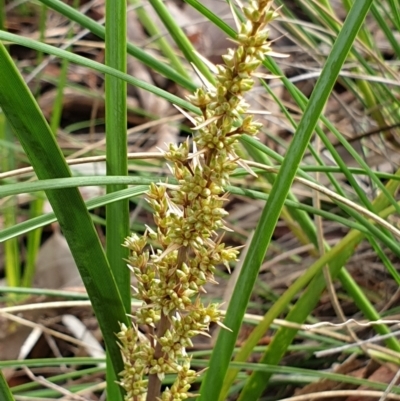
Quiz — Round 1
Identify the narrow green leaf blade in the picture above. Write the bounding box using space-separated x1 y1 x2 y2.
104 0 129 398
0 42 127 393
148 0 215 84
199 1 374 400
0 30 199 115
235 3 375 398
0 185 149 242
0 371 14 401
36 0 196 91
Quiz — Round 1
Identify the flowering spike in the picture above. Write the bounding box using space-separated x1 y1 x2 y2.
118 1 280 400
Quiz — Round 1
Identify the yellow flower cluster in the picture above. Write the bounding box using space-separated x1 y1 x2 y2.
118 1 277 400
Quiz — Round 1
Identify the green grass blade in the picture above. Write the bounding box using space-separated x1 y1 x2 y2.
7 0 44 287
48 4 74 135
241 139 400 257
36 0 196 91
237 145 400 394
24 8 47 282
240 243 400 401
198 1 374 399
11 367 103 395
0 30 199 115
0 115 21 287
104 0 130 313
0 176 387 238
0 185 149 243
228 186 367 234
104 0 129 398
148 0 215 84
13 177 396 261
0 176 157 197
3 175 400 256
269 55 397 215
339 263 400 337
0 42 127 396
22 197 44 288
221 232 360 398
0 371 14 401
220 195 400 397
297 166 400 180
369 236 400 285
264 53 400 223
370 3 400 58
193 360 400 393
183 0 235 37
242 140 318 248
22 2 74 288
239 267 375 400
0 357 105 369
274 1 319 48
129 0 190 80
0 286 90 299
387 0 400 31
260 80 347 198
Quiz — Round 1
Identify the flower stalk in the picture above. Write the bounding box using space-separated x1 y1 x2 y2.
118 1 278 400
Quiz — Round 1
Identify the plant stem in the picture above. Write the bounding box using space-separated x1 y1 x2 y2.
146 247 187 401
146 313 170 401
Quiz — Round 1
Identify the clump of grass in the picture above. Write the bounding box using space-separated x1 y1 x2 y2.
2 1 400 400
